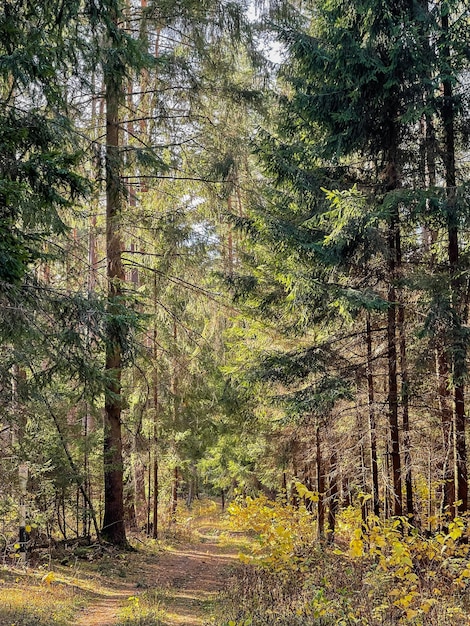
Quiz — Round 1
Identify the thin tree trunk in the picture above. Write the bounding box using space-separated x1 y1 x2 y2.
357 394 368 522
441 8 467 513
384 441 391 519
327 452 339 544
134 457 147 527
82 405 92 538
316 425 325 540
12 366 28 556
386 166 403 516
152 280 159 539
171 466 178 522
423 107 456 516
366 315 380 516
152 442 159 539
169 319 180 524
436 351 456 514
398 298 413 518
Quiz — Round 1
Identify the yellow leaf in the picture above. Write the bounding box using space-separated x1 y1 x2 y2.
350 538 364 557
449 527 462 541
25 525 31 533
406 609 419 620
421 598 437 614
41 572 55 585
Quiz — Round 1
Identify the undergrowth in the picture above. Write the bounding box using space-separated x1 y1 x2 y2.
0 573 80 626
116 591 166 626
211 494 470 625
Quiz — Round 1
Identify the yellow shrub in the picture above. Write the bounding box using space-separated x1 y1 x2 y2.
228 495 316 572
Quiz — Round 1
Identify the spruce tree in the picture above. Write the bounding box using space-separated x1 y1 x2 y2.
245 0 470 517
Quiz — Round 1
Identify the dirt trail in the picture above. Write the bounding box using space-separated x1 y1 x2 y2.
73 528 239 626
74 585 135 626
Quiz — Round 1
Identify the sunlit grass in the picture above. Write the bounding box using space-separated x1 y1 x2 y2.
0 498 243 626
0 574 83 626
116 591 167 625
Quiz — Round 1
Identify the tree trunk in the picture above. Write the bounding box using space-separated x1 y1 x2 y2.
386 166 403 517
436 350 456 514
366 315 380 517
398 295 413 518
171 466 179 522
134 456 147 527
441 8 467 513
316 425 325 540
327 452 339 544
102 32 127 545
422 106 456 516
152 362 159 539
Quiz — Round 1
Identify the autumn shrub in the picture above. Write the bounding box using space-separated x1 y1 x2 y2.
227 493 317 572
221 495 470 625
344 514 470 623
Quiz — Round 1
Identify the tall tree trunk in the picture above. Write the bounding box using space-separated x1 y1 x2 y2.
398 296 413 518
387 261 402 516
385 151 403 517
102 27 127 545
437 351 456 514
152 277 159 539
356 388 369 521
441 7 467 513
12 366 28 557
366 315 380 516
422 108 456 515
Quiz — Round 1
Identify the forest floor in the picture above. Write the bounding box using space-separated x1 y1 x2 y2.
73 523 242 626
0 501 249 626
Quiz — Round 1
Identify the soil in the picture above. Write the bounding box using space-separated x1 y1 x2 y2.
73 527 239 626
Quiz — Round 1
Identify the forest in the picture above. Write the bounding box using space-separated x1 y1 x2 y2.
2 0 470 624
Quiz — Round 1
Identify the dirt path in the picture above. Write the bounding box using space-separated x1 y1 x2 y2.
74 585 136 626
150 537 236 625
73 528 240 626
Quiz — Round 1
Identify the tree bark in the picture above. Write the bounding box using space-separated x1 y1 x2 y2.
398 294 413 518
171 466 179 522
102 34 127 545
327 452 339 544
152 275 160 539
387 216 403 517
316 425 325 540
366 315 380 517
436 351 456 514
441 7 467 513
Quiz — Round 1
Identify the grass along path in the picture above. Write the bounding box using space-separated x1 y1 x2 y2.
0 502 247 626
